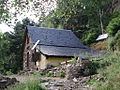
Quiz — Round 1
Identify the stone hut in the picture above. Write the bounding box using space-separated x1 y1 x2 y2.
22 26 98 70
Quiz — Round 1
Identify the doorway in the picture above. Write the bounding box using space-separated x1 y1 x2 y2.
27 52 29 69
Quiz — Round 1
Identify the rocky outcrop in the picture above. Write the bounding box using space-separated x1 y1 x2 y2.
66 58 90 80
37 57 91 80
0 76 18 89
40 76 95 90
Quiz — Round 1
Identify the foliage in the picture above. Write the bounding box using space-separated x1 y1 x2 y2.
41 0 112 45
31 72 53 77
0 0 55 23
45 73 54 77
82 28 99 45
71 56 78 64
92 52 120 90
81 51 116 76
6 18 35 73
85 61 100 76
55 71 65 78
32 71 65 78
107 30 120 51
5 71 14 75
0 18 36 74
0 33 11 74
85 78 97 85
106 14 120 36
0 0 10 22
7 81 46 90
39 79 50 83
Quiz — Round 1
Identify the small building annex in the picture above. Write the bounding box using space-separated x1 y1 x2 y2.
23 26 98 70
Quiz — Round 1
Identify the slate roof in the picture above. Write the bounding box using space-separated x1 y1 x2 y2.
36 45 101 57
27 26 87 48
26 26 100 57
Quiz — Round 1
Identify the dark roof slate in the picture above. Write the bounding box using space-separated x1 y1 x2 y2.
26 26 86 48
26 25 100 57
37 45 101 57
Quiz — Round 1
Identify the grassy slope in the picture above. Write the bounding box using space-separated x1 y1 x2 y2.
6 80 46 90
90 41 108 50
92 51 120 90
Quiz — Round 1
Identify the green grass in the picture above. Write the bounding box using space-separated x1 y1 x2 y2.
7 81 46 90
85 78 97 85
55 71 65 77
5 71 14 75
31 71 65 78
92 51 120 90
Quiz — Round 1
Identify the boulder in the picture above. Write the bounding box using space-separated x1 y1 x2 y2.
0 77 18 89
66 57 90 80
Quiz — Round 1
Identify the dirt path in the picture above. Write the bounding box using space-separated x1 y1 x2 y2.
7 75 66 83
7 75 92 90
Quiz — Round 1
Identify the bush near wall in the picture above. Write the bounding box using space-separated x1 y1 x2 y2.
107 30 120 51
92 52 120 90
106 11 120 36
7 81 46 90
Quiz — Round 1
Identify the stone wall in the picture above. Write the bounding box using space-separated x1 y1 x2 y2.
23 32 35 70
66 58 90 80
40 58 91 80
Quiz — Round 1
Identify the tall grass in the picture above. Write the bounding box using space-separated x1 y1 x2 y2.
92 51 120 90
7 81 46 90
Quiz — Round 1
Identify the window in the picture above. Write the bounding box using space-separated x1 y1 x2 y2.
27 46 30 50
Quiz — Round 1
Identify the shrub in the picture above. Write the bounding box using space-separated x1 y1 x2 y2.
92 52 120 90
82 28 99 45
7 81 46 90
0 74 3 80
45 73 54 77
106 16 120 36
55 71 65 77
85 78 97 85
85 61 100 76
5 71 14 75
107 30 120 51
71 57 77 64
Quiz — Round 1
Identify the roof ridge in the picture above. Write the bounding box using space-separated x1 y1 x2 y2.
27 25 72 32
38 44 87 49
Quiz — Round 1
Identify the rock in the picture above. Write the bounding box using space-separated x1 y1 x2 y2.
80 77 90 84
0 77 18 89
73 78 78 82
84 85 90 88
97 77 105 82
44 82 49 86
10 78 18 84
66 64 82 80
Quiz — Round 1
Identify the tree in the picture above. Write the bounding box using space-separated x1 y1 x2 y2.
0 33 10 73
108 30 120 51
0 0 56 24
41 0 112 45
106 10 120 36
5 18 36 73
